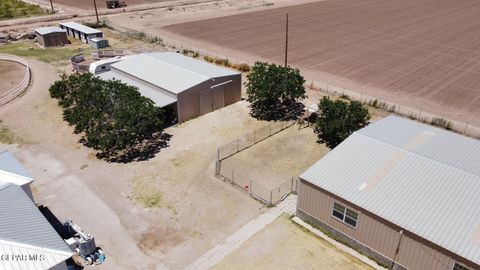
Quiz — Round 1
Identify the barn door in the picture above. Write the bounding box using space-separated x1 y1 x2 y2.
212 86 225 110
199 89 213 115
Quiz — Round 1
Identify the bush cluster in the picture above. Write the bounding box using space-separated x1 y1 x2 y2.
203 55 251 72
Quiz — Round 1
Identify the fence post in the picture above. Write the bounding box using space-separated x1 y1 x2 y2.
232 170 234 182
253 130 256 143
249 180 252 195
217 148 220 162
291 177 294 192
269 124 272 136
269 190 273 205
464 122 469 134
236 138 239 152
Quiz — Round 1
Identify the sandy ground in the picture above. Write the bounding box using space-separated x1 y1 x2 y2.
155 0 480 130
220 125 329 191
0 58 276 269
0 61 25 95
212 215 375 270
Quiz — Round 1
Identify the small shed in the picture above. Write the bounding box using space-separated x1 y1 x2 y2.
59 22 103 44
90 37 109 49
35 27 68 48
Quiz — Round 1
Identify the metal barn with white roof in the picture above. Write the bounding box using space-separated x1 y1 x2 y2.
0 151 73 269
59 22 103 44
93 52 241 123
297 116 480 270
0 184 73 270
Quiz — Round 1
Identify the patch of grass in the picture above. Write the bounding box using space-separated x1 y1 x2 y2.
0 0 51 20
136 192 162 208
0 120 20 144
0 41 90 63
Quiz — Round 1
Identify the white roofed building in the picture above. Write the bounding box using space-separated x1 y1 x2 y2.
297 116 480 270
0 150 34 200
92 52 242 123
59 22 103 44
0 151 73 269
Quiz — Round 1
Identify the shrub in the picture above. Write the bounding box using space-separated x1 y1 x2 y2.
246 61 306 121
431 117 453 130
315 97 370 148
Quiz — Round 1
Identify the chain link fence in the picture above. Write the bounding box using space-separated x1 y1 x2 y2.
215 120 298 206
216 159 299 206
217 120 296 161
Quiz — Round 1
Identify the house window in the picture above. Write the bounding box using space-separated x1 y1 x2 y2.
332 202 358 228
453 263 471 270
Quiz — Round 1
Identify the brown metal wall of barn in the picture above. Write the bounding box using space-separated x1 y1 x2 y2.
36 32 69 48
177 74 241 123
297 179 479 270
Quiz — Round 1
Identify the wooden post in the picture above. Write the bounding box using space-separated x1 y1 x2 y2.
49 0 54 11
93 0 100 24
464 122 469 134
284 12 289 67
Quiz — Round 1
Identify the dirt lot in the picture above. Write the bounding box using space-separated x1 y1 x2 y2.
212 215 375 270
0 60 25 95
162 0 480 128
0 55 335 269
220 124 329 191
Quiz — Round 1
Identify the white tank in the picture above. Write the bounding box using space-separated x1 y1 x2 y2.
89 57 124 74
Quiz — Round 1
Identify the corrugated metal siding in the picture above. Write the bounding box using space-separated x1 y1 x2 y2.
176 75 241 123
396 235 455 270
300 116 480 266
298 181 400 259
0 240 71 270
0 184 71 253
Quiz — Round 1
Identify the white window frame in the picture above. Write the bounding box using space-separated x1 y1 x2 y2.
331 202 359 229
452 262 471 270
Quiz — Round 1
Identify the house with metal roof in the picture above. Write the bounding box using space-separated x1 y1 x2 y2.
35 27 68 48
59 22 103 44
0 150 34 200
297 115 480 270
93 52 242 123
0 184 73 270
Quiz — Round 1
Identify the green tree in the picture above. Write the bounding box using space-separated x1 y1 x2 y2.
49 73 170 162
246 62 306 121
314 97 370 148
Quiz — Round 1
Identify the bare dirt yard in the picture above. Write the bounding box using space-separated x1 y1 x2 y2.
0 54 335 269
0 60 25 95
162 0 480 128
212 215 375 270
220 124 329 192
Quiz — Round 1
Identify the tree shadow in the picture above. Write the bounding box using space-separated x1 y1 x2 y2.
95 132 172 163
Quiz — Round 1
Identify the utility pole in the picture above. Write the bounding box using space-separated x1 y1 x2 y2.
49 0 54 11
93 0 100 24
284 12 289 67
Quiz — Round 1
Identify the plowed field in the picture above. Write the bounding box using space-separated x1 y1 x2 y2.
165 0 480 126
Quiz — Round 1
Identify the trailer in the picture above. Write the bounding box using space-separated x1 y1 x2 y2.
106 0 126 9
63 219 106 266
